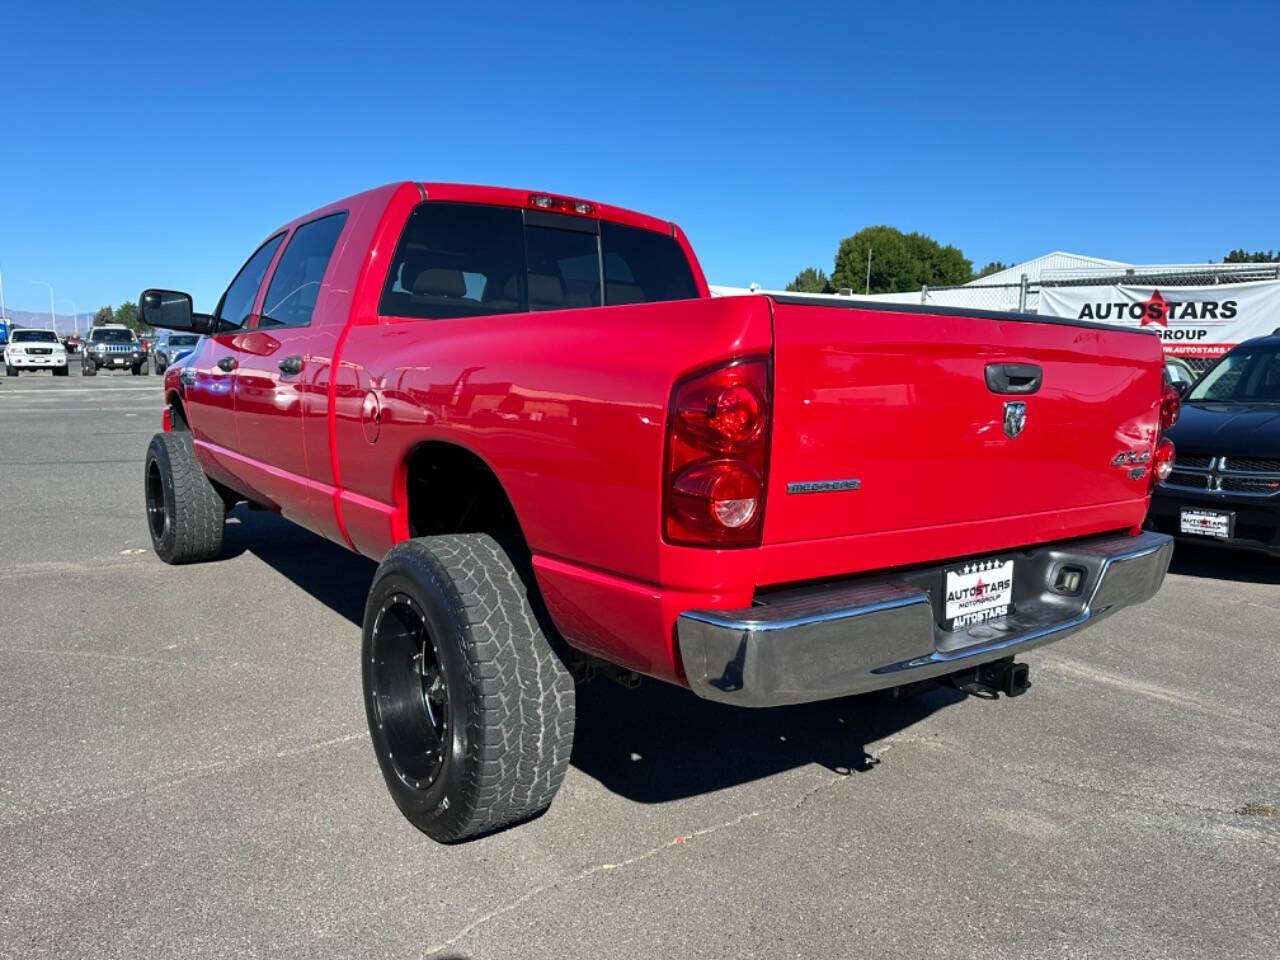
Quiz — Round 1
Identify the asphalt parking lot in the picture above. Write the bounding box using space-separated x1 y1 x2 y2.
1 374 1277 959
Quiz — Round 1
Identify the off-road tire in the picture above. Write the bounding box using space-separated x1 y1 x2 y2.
138 362 149 376
362 534 575 843
83 363 96 376
144 432 225 564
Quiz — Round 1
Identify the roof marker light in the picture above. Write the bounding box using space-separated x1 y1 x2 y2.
527 193 595 217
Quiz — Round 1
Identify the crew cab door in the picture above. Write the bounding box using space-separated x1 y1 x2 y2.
186 233 285 490
230 212 349 517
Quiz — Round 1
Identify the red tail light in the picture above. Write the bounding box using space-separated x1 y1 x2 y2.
1152 437 1175 485
1148 381 1180 492
664 358 771 546
1160 381 1181 431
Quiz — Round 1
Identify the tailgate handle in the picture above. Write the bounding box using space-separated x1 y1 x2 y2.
985 363 1042 395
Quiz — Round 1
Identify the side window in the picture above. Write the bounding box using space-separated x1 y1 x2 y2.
600 221 698 305
380 203 527 320
524 226 601 311
260 212 348 328
215 233 285 329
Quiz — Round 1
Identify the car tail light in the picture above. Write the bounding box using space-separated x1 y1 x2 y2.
527 193 595 216
1160 381 1181 431
1152 437 1175 484
664 358 771 546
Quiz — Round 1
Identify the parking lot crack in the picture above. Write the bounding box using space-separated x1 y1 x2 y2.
420 772 849 958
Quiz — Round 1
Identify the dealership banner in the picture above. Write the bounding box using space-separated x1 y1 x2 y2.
1038 279 1280 357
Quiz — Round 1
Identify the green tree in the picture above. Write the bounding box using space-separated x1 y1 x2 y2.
1223 249 1278 263
785 267 831 293
92 305 114 327
831 225 973 295
114 300 141 332
976 260 1011 279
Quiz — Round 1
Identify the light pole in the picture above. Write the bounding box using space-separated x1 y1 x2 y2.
0 264 8 321
31 280 56 331
62 298 79 337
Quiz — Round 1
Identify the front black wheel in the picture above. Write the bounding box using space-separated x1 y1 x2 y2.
144 432 226 563
362 535 575 843
5 365 17 377
53 365 69 377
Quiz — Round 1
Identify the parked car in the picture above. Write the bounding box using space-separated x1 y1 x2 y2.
82 325 148 376
150 330 203 374
3 328 69 376
1148 334 1280 556
137 181 1175 842
1164 356 1197 394
63 334 84 355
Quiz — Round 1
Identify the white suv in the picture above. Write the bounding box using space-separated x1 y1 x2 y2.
4 329 69 377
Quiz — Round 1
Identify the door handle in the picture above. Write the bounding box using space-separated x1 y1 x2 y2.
216 356 237 373
985 363 1042 395
278 355 303 377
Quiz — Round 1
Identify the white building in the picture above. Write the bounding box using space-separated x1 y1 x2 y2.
712 252 1280 317
711 251 1131 313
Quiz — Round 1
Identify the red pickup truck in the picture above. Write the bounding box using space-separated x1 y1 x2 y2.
139 181 1178 842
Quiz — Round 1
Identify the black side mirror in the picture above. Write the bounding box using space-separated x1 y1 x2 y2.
1176 380 1191 397
139 289 214 334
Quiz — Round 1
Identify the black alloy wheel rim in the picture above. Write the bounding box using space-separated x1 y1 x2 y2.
145 460 167 541
370 593 450 790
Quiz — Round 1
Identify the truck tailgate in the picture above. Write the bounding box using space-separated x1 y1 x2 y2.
763 298 1166 549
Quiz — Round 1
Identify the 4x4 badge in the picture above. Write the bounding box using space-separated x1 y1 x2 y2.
1003 401 1027 439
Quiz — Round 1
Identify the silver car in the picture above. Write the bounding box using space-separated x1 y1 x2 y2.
150 330 204 374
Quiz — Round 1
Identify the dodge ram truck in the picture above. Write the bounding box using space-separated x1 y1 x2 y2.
138 181 1178 842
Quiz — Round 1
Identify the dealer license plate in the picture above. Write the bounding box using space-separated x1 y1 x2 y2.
944 560 1015 630
1180 508 1233 540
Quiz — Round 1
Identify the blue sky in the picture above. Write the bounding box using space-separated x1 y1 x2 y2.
2 0 1277 318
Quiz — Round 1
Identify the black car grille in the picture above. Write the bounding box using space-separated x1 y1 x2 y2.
27 347 53 355
1222 477 1280 494
1162 452 1280 497
1166 471 1211 489
1221 456 1280 473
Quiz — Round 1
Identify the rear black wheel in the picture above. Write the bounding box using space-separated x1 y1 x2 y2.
144 432 226 563
362 535 575 843
53 365 69 377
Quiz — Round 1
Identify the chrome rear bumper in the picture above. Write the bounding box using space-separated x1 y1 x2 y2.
677 531 1173 707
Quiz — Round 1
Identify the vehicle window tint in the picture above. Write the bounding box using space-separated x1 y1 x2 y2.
260 213 348 328
92 329 136 343
380 203 527 320
601 221 698 305
525 226 601 311
216 233 285 329
1189 350 1255 402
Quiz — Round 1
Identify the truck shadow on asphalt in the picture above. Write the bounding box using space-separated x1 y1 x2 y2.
1167 543 1280 585
222 508 967 803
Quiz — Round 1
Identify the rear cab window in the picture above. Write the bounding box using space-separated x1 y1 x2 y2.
260 212 349 328
379 201 698 319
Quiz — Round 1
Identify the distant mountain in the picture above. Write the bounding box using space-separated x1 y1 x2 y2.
1 309 91 334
